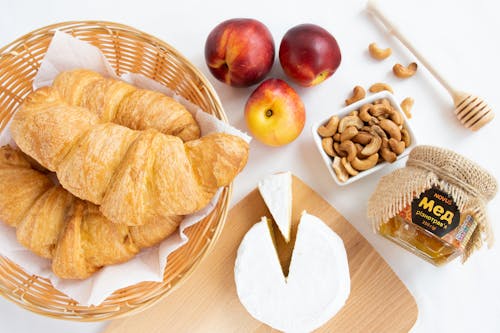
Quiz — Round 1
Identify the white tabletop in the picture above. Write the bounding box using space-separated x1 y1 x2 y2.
1 0 499 332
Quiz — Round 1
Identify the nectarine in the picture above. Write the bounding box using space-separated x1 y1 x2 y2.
245 78 305 146
205 18 275 87
279 24 341 87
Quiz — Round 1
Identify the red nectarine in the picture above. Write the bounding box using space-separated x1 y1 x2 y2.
205 18 275 87
279 24 341 87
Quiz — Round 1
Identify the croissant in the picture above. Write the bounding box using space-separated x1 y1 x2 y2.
52 69 201 141
11 87 249 226
0 145 182 279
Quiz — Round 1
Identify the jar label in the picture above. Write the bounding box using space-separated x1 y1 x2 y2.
411 187 460 237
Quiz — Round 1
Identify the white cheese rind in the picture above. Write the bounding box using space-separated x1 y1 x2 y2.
258 172 292 242
234 212 350 333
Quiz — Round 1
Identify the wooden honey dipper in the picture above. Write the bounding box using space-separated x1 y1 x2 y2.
367 0 494 131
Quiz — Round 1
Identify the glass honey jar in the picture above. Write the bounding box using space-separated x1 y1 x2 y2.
368 145 497 265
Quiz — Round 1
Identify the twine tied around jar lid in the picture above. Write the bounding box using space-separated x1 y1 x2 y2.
368 145 497 262
406 146 497 202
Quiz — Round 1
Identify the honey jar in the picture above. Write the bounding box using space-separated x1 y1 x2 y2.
368 145 497 265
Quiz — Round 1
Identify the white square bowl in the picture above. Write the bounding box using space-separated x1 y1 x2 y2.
311 91 417 186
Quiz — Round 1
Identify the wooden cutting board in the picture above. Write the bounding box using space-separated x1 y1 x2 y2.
104 175 418 333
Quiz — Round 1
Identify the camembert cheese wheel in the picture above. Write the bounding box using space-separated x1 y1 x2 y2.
235 212 350 332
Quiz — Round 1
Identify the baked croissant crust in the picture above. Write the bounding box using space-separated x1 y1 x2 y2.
0 146 182 279
52 69 201 141
11 87 248 226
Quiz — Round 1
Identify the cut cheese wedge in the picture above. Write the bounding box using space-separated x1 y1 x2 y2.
235 212 350 333
258 171 292 242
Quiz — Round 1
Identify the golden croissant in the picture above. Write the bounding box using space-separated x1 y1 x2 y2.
0 145 183 279
11 87 249 226
52 69 200 141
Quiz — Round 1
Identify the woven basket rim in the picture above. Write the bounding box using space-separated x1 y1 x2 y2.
0 19 227 124
0 20 231 321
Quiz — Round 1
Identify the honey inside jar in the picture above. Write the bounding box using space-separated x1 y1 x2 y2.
378 215 466 266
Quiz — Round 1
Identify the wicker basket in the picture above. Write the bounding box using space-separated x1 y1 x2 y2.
0 21 231 321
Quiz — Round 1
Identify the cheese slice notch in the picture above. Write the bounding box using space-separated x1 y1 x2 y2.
258 171 292 242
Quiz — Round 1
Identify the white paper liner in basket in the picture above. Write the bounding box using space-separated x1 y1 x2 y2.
0 31 250 306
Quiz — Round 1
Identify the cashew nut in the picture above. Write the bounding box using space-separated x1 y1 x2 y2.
361 135 382 156
333 142 347 157
341 157 359 176
340 126 358 142
333 133 341 142
338 115 364 133
321 137 336 157
317 115 340 137
352 131 372 145
370 125 388 139
351 153 379 171
359 104 373 122
369 104 403 126
370 104 392 118
400 97 414 119
389 110 404 126
368 43 392 60
339 140 357 162
379 119 401 141
345 85 366 105
380 147 397 163
393 62 418 78
373 99 391 108
354 143 365 159
381 99 391 108
361 125 372 132
369 82 394 94
349 110 359 117
380 138 397 162
389 138 405 155
332 156 349 183
401 128 411 147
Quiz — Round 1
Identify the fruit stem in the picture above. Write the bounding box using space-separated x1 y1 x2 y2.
265 109 273 118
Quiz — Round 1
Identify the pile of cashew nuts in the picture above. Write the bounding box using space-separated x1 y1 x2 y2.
318 99 411 182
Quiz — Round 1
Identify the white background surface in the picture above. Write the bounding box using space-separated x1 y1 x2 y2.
1 0 499 332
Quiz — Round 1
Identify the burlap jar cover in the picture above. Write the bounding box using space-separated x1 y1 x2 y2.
368 145 497 261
